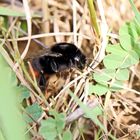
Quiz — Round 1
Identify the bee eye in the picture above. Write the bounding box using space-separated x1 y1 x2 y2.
74 56 80 62
73 54 86 69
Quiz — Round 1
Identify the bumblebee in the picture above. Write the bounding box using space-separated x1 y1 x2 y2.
31 42 86 90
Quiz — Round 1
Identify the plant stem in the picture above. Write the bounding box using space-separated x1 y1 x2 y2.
87 0 100 37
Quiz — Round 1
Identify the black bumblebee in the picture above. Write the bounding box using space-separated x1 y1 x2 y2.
31 42 86 90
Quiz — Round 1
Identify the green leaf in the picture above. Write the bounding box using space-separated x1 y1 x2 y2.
69 91 105 130
106 44 139 67
39 118 57 140
89 84 109 96
118 20 140 57
128 0 140 24
21 21 27 32
116 69 129 81
93 69 115 84
103 54 125 69
119 22 139 39
133 18 140 35
104 49 139 69
0 54 29 140
63 130 72 140
23 103 43 123
134 41 140 57
18 21 28 36
0 16 8 30
18 86 30 103
119 21 140 51
83 105 104 130
0 131 5 140
106 44 125 54
55 114 65 133
120 50 139 68
39 110 66 140
110 80 123 91
88 82 96 95
49 110 65 134
119 34 135 51
0 6 41 18
0 7 25 17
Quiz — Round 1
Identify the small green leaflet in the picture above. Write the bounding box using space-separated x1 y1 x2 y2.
39 110 66 140
103 46 139 69
119 22 139 39
116 69 129 81
106 44 126 54
93 69 116 84
18 87 30 103
23 103 43 123
119 20 140 54
110 80 123 91
63 130 72 140
119 34 135 51
89 84 109 95
39 118 58 140
49 110 65 134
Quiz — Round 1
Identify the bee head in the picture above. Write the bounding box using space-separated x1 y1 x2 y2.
73 50 86 70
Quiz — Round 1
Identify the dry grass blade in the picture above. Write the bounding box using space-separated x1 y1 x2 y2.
21 0 32 60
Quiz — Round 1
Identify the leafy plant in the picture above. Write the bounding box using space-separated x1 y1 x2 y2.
39 110 72 140
23 103 43 123
90 18 140 96
85 1 140 137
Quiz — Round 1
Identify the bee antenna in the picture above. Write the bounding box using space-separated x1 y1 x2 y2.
14 27 49 49
86 58 101 71
86 58 100 64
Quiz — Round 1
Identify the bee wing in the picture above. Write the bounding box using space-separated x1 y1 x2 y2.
27 50 63 60
42 51 62 57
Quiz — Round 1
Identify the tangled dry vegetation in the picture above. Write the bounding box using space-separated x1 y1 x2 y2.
0 0 140 140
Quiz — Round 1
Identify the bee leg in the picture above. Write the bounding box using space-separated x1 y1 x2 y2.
38 72 47 91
